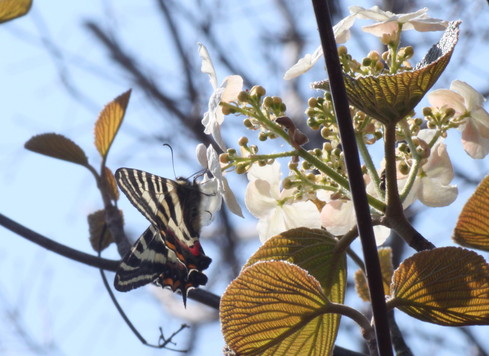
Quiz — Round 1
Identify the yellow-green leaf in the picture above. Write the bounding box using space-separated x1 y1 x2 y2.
0 0 32 24
221 261 333 356
88 209 122 252
244 227 346 302
94 89 131 158
453 174 489 251
25 133 89 167
388 247 489 326
243 228 345 353
313 21 460 125
355 247 393 302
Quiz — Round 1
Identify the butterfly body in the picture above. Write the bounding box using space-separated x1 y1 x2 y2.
114 168 211 303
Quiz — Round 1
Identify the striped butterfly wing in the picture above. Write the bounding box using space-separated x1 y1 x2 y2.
115 168 211 271
114 225 208 304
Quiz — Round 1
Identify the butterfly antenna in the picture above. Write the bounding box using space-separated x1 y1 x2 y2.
162 143 178 179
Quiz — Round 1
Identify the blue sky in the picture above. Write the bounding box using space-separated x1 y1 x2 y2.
1 1 488 355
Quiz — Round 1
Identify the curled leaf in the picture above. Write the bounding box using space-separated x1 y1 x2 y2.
221 261 333 356
25 133 89 167
88 209 122 252
389 247 489 326
453 174 489 251
0 0 32 23
103 166 119 201
94 89 131 158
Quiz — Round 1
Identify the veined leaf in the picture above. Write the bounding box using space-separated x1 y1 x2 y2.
313 21 461 125
244 227 346 302
221 261 334 356
25 133 89 167
242 228 345 354
0 0 32 23
355 247 393 302
453 174 489 251
388 247 489 326
94 89 131 158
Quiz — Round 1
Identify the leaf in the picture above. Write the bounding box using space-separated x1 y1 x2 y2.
88 209 122 252
313 21 461 125
94 89 131 158
243 227 345 353
453 174 489 251
103 166 119 201
355 247 393 302
25 133 89 167
0 0 32 23
221 261 334 356
244 227 346 302
388 247 489 326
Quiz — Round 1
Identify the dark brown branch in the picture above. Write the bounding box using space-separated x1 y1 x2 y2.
311 0 393 354
0 212 119 271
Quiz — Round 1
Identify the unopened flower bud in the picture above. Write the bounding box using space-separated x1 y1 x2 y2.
368 50 380 61
288 161 298 171
236 164 247 174
243 118 253 128
444 107 456 118
258 132 268 141
362 57 372 67
272 96 282 105
338 46 348 56
263 96 273 108
250 85 266 98
308 97 318 107
219 153 230 164
237 90 250 103
282 177 293 189
238 136 248 146
227 148 237 155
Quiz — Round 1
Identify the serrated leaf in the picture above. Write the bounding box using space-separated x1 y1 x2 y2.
94 89 131 158
103 166 119 201
25 133 89 167
313 21 460 125
453 175 489 251
88 209 122 252
388 247 489 326
0 0 32 23
221 261 334 356
244 228 346 302
355 247 393 302
243 228 345 353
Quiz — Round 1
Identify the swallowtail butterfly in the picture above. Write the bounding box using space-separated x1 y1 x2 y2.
114 168 212 304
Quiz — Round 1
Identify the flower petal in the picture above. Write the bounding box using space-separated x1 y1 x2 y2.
220 75 243 103
197 43 218 89
427 88 466 114
283 46 323 80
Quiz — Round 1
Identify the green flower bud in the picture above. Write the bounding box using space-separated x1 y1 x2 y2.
238 136 248 146
263 96 273 108
237 90 250 103
338 46 348 56
422 107 433 116
308 97 318 107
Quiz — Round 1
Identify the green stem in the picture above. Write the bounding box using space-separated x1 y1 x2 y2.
356 131 384 199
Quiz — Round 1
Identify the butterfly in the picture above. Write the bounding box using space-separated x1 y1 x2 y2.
113 168 212 305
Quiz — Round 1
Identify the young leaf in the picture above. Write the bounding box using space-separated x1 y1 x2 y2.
221 261 334 356
25 133 89 167
102 166 119 201
453 174 489 251
0 0 32 23
94 89 131 159
243 228 345 353
388 247 489 326
355 247 393 302
313 21 461 124
88 209 121 251
244 227 346 303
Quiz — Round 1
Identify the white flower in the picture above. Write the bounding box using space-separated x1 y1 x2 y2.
196 143 243 220
319 180 391 245
400 129 458 207
350 6 447 38
198 43 243 151
428 80 489 159
283 14 356 80
245 161 321 242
